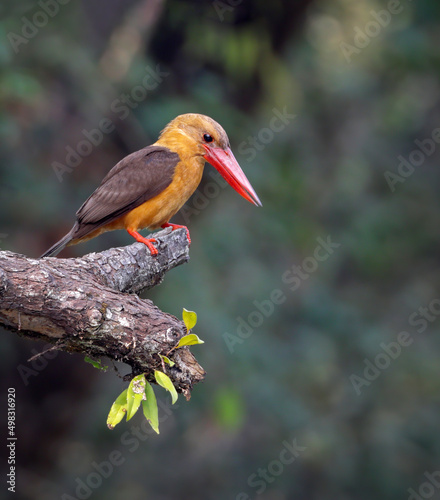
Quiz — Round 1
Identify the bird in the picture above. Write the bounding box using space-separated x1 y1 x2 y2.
40 113 262 258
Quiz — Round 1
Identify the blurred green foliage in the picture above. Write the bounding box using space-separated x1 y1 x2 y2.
1 0 440 499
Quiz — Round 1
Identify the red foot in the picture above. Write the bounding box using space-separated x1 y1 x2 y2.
161 223 191 245
127 229 158 256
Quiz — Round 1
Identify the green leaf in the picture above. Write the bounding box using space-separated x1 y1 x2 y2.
142 381 159 434
160 354 175 367
182 308 197 331
84 356 108 371
176 333 205 348
107 389 128 430
154 370 178 404
126 374 146 421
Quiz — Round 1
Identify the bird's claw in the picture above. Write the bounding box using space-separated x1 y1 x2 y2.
127 229 158 256
161 223 191 246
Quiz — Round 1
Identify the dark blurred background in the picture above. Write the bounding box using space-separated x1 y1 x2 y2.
1 0 440 499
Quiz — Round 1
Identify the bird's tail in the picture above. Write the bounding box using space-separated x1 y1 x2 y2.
40 231 74 258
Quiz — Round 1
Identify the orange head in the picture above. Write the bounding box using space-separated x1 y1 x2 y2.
157 113 262 207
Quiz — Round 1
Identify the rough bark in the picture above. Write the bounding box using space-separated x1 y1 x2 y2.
0 228 205 399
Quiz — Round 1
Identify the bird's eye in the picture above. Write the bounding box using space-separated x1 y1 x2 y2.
203 133 213 143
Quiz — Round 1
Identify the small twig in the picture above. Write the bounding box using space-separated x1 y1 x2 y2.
27 345 60 363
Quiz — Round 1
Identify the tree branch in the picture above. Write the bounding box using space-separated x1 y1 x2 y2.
0 228 205 399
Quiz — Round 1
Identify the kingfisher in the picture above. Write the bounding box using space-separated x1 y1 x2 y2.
41 113 261 258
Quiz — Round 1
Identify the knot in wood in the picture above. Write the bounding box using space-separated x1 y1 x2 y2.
88 308 103 327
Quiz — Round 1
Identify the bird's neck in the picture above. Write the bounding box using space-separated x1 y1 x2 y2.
155 130 203 162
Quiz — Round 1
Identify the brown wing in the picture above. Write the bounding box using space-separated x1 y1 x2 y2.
71 146 180 240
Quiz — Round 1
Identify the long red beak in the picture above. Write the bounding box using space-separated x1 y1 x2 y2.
203 145 262 207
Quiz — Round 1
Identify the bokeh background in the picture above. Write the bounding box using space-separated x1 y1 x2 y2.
1 0 440 499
